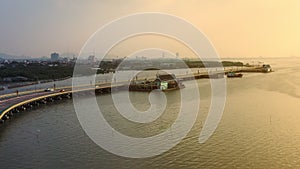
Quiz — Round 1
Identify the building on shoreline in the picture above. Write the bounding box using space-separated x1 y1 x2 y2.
51 52 59 62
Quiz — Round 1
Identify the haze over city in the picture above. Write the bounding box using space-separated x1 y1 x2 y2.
2 1 300 169
1 0 300 58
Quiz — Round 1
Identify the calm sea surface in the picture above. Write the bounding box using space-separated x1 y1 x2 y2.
1 58 300 168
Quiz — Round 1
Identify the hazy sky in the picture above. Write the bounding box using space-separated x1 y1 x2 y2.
0 0 300 58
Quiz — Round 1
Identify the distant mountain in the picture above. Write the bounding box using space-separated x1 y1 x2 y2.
0 52 32 60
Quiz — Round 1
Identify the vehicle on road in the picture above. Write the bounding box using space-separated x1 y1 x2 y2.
44 88 54 92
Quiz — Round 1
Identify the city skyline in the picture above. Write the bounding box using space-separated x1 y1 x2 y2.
0 0 300 58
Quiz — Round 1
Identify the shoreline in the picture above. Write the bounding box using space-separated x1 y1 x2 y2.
0 76 72 90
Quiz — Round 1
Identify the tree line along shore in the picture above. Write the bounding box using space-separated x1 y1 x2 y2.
0 60 244 84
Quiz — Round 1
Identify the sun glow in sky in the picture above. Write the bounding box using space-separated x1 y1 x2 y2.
0 0 300 58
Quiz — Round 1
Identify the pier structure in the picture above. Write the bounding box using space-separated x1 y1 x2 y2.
0 66 271 123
